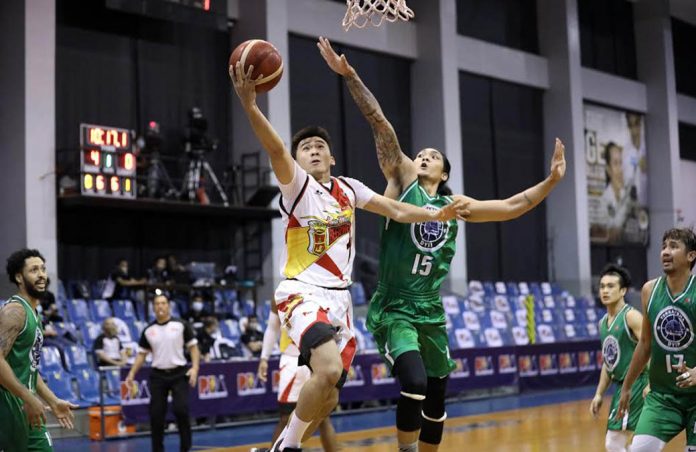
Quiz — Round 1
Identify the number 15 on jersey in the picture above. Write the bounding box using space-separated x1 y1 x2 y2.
412 253 433 276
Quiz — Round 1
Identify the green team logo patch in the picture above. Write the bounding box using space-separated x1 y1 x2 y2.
410 204 450 253
602 335 620 371
654 306 694 351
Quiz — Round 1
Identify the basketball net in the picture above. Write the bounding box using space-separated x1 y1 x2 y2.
342 0 414 31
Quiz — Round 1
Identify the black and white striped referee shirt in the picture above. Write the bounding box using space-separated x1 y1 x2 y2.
138 318 198 370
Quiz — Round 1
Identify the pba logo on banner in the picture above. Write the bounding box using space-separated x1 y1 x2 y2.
498 353 517 374
344 364 366 387
371 363 395 385
451 358 470 379
474 356 494 376
120 379 150 405
198 374 229 400
539 353 558 375
578 351 596 371
518 355 538 377
271 369 280 393
559 352 578 374
236 372 266 396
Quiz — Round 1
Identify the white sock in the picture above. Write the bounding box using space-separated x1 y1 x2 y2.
279 413 312 449
398 442 418 451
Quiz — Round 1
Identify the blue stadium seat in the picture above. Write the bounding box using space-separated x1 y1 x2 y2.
66 299 92 324
123 318 140 343
40 346 64 372
511 326 530 345
494 281 507 295
350 282 367 306
104 368 121 397
489 310 509 330
79 321 102 350
536 324 556 343
517 281 530 296
492 295 511 312
514 309 528 327
89 299 112 322
55 279 68 302
468 280 484 295
44 369 83 407
112 299 137 321
449 312 466 329
482 281 495 296
74 368 115 405
537 309 556 325
442 295 460 316
452 328 477 349
585 322 600 338
220 319 241 342
482 327 504 347
256 299 273 321
506 282 519 296
52 322 79 341
63 344 91 373
462 311 481 331
134 300 146 322
528 282 543 299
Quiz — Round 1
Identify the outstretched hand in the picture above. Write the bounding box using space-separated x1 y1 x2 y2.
549 138 566 182
317 36 353 76
49 399 79 430
229 61 263 108
438 197 470 222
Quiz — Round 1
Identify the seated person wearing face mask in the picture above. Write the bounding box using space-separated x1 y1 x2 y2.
197 317 240 362
187 294 209 325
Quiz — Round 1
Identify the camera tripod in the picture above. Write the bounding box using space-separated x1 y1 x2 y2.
146 152 179 199
182 151 229 206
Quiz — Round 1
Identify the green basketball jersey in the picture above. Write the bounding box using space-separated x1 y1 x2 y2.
1 295 43 393
600 304 638 382
646 275 696 395
370 180 458 324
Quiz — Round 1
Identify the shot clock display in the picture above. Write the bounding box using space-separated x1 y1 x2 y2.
79 123 136 198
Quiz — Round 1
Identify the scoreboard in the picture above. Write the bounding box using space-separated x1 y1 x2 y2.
79 123 136 198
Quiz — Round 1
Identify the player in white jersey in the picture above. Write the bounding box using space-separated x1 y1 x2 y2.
231 62 467 452
256 304 338 451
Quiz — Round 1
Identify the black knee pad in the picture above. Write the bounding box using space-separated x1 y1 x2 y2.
393 351 427 432
298 322 337 370
419 376 448 445
420 416 445 445
422 376 448 418
393 351 428 396
396 395 423 432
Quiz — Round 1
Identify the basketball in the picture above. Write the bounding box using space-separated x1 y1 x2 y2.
229 39 283 93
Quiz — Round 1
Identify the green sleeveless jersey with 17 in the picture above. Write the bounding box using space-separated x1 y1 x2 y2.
647 275 696 394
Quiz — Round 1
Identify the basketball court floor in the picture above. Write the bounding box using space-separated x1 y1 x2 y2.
53 385 686 451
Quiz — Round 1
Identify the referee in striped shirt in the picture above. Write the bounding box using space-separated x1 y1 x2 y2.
126 293 200 452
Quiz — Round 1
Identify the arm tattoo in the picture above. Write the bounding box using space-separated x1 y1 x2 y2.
0 304 26 358
345 73 403 171
523 191 533 206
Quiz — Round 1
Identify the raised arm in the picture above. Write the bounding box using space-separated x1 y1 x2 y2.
318 37 417 196
455 138 566 222
229 62 295 185
362 194 468 224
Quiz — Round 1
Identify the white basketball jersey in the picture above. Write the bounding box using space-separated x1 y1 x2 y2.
278 163 375 289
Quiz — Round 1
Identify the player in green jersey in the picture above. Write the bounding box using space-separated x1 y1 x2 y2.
1 249 78 452
319 37 566 452
618 228 696 451
590 264 648 452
